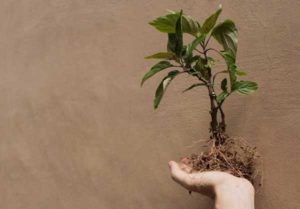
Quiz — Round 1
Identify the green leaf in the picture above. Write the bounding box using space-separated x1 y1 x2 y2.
141 61 173 86
221 50 236 64
212 20 238 56
206 57 215 68
145 52 176 60
187 68 200 76
183 83 206 93
232 81 258 95
194 58 209 80
154 70 180 109
216 91 229 103
229 67 237 86
221 78 227 91
236 69 247 76
180 12 200 36
201 7 222 34
175 11 183 56
183 34 205 65
190 55 201 63
221 50 237 88
167 33 177 53
149 11 199 35
167 11 183 57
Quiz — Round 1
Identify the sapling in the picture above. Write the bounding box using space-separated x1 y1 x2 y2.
141 6 260 183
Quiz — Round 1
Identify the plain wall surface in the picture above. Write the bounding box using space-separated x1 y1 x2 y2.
0 0 299 208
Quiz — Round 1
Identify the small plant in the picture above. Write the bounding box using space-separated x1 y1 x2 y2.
141 6 260 183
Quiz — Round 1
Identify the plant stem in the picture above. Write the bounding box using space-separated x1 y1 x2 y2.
201 40 226 144
208 86 218 138
219 104 226 132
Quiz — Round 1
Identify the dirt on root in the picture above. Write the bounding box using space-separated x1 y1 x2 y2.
187 137 262 188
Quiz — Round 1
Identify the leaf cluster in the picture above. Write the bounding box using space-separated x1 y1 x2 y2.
141 6 258 109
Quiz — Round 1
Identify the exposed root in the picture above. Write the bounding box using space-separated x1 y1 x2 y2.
188 136 262 188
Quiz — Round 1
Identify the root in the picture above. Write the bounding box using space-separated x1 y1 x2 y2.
188 136 262 188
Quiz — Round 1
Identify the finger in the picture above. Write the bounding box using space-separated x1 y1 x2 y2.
169 162 225 186
168 161 194 189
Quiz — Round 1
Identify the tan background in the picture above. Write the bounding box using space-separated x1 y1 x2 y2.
0 0 299 208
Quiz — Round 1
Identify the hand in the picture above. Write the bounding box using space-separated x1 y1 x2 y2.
168 158 255 209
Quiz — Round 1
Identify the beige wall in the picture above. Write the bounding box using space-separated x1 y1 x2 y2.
0 0 299 208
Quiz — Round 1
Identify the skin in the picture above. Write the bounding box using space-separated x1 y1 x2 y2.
168 158 255 209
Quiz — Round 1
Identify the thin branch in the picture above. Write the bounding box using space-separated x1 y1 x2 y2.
204 35 212 48
200 40 206 50
212 70 227 86
182 65 208 86
205 48 223 58
195 48 204 54
198 76 208 85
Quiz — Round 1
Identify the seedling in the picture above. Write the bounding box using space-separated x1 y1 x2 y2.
141 6 260 183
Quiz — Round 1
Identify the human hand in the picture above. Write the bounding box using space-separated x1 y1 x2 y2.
168 158 255 209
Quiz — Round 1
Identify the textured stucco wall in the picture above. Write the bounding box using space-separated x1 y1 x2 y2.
0 0 299 209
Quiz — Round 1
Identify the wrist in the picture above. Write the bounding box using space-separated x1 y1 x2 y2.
215 196 254 209
214 179 255 209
